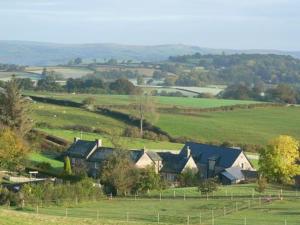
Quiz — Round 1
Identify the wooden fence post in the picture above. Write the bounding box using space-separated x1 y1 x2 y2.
211 209 214 225
65 208 68 217
199 212 202 224
187 215 190 225
244 217 247 225
97 209 99 220
157 212 160 224
126 212 129 222
36 205 39 215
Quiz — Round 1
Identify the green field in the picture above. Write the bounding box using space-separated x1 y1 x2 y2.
0 72 41 81
26 91 259 109
28 92 300 146
26 66 93 79
38 128 183 150
31 103 126 135
3 184 300 225
157 107 300 145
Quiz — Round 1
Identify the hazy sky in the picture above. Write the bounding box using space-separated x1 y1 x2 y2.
0 0 299 50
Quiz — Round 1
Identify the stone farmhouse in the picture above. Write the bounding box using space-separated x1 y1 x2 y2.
63 138 255 185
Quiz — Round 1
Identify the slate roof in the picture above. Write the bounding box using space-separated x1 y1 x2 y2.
65 140 97 158
158 152 190 174
221 167 245 181
180 142 243 168
146 151 162 162
87 148 161 164
87 147 114 162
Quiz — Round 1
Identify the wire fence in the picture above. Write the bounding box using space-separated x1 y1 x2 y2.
4 194 300 225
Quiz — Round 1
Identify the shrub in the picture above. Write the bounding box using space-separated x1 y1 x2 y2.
35 162 52 171
255 176 268 193
123 127 141 138
198 178 219 193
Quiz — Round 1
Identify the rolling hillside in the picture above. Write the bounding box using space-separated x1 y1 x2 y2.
0 40 299 65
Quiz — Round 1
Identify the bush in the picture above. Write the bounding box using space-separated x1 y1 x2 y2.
123 127 141 138
63 125 94 133
35 162 52 171
178 169 200 187
143 131 158 141
198 178 219 194
255 176 268 193
21 178 102 205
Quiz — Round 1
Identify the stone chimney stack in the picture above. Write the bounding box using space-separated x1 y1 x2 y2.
74 137 80 143
95 139 102 148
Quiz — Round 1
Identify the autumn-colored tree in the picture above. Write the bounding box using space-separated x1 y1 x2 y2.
0 127 29 170
0 77 32 136
259 135 300 184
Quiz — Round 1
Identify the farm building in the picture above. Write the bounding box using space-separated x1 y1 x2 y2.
178 142 255 184
64 138 162 177
63 138 255 184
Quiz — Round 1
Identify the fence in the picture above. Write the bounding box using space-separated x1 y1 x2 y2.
4 194 300 225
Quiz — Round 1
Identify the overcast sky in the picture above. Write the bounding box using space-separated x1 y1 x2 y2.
0 0 299 50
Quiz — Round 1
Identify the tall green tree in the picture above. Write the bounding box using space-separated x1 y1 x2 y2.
100 150 138 195
0 77 32 136
64 156 72 175
259 135 300 184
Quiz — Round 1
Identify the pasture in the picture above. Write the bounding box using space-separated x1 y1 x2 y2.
25 66 93 79
26 91 259 109
0 71 41 81
157 106 300 145
3 184 300 225
27 92 300 146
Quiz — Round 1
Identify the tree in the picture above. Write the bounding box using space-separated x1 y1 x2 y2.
74 57 83 65
130 93 158 136
255 176 267 193
135 166 161 193
82 97 96 110
137 76 144 85
198 178 219 194
109 78 138 95
64 156 72 175
100 150 138 195
0 127 29 170
0 77 32 136
178 168 199 187
259 135 300 184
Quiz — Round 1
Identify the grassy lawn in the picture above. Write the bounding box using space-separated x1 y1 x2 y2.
28 152 64 174
157 107 300 145
38 128 183 150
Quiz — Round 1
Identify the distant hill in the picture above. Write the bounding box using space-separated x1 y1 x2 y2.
0 40 299 66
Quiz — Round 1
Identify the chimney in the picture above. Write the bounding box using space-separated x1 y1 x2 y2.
186 146 191 158
74 137 80 143
95 139 102 148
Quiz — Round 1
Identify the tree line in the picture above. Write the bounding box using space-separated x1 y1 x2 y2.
221 83 300 104
166 53 300 86
9 75 140 95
